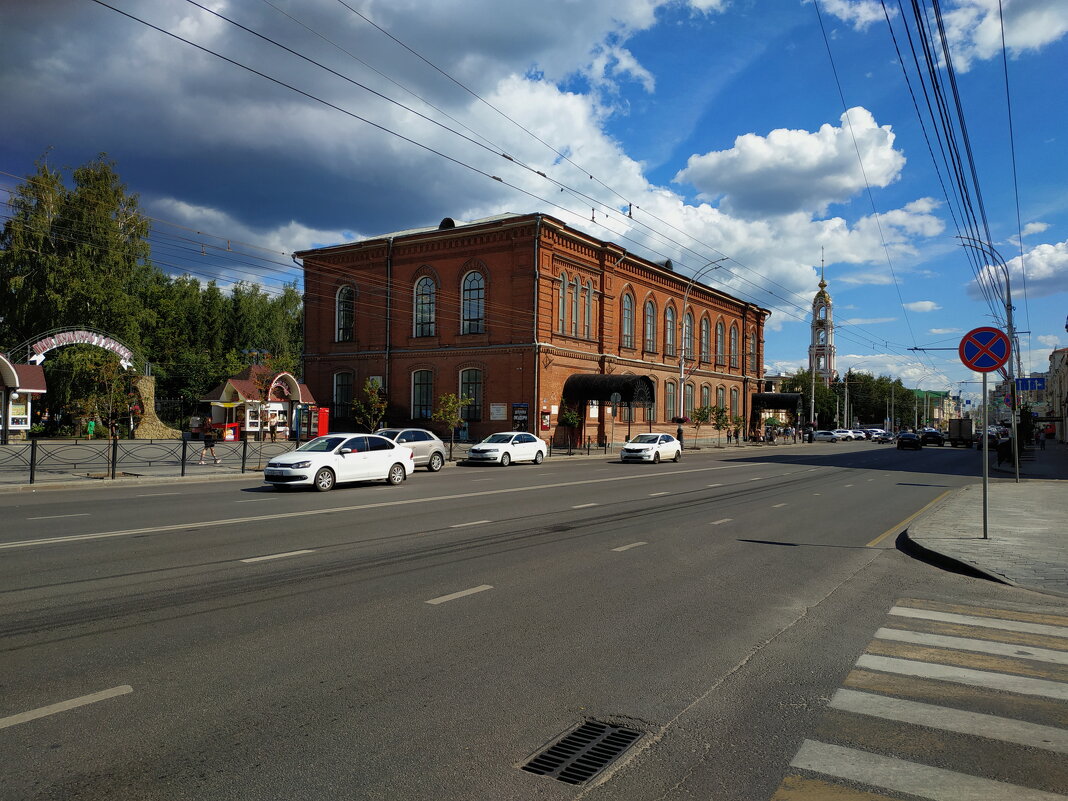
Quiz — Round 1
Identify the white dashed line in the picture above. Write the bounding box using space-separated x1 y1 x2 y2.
612 542 648 552
26 513 89 521
710 518 732 525
707 483 722 488
572 503 598 509
240 549 316 563
449 520 491 528
135 492 180 498
649 491 670 497
844 484 854 487
425 584 494 605
772 503 788 508
748 477 762 481
235 498 278 503
0 686 133 730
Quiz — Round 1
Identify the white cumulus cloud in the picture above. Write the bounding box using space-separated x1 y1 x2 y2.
904 301 942 312
819 0 893 31
673 107 906 217
941 0 1068 72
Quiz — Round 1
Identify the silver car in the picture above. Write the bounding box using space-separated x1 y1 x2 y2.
375 428 447 472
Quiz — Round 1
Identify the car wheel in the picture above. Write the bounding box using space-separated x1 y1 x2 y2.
672 449 681 462
313 468 335 492
653 452 661 464
427 452 444 472
533 450 544 465
500 453 511 467
387 463 406 485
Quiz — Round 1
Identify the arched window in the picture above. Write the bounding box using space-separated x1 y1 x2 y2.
568 276 580 336
414 277 435 337
701 384 711 407
336 285 355 342
462 272 485 334
664 381 677 421
664 306 677 357
700 318 711 362
460 368 483 420
817 329 826 345
644 300 657 352
684 382 695 417
683 312 695 360
730 387 739 417
411 370 433 419
557 272 567 333
729 325 740 368
748 329 758 371
716 321 726 365
717 386 726 409
818 305 827 320
583 281 593 339
621 294 635 348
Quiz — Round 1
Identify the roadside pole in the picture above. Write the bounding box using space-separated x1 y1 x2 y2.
982 372 988 539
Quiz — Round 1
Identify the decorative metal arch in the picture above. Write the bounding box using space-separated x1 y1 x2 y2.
11 327 146 374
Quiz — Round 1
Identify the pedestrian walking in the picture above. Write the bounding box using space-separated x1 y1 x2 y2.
86 419 96 439
726 429 732 445
268 412 278 443
199 422 220 465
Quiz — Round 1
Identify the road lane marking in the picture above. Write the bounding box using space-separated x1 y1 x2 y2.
829 688 1068 753
706 483 721 487
449 520 491 528
889 607 1068 639
135 492 180 497
26 513 89 521
844 484 854 487
0 686 133 730
773 503 788 508
648 491 669 497
234 498 279 503
866 490 951 548
790 739 1064 801
612 542 647 552
854 654 1068 700
874 627 1068 665
748 477 762 481
710 518 732 525
572 503 598 509
812 493 822 496
425 584 493 605
0 463 763 551
240 549 316 563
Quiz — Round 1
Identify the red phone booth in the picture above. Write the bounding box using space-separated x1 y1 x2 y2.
316 406 330 436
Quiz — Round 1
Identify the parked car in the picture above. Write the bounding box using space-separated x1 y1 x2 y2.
851 429 870 440
919 429 945 446
620 433 682 463
466 431 547 466
813 430 839 442
872 431 894 443
896 432 923 450
263 434 414 491
832 429 856 440
375 427 447 471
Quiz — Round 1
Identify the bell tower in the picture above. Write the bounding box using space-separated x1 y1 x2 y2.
808 266 835 386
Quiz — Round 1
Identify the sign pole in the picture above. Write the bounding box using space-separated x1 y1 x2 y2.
982 371 988 540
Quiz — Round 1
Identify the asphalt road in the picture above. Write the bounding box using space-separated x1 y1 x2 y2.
2 441 1066 800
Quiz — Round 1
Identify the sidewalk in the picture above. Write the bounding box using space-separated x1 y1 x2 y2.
905 440 1068 598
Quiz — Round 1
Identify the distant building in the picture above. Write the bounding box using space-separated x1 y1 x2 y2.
297 213 770 444
808 272 835 386
1048 348 1067 442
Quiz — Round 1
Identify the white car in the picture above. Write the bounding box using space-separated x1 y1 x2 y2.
263 433 414 491
813 430 839 442
466 431 547 465
832 429 856 440
621 433 682 463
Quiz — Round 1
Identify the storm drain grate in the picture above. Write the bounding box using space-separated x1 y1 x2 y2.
521 721 643 785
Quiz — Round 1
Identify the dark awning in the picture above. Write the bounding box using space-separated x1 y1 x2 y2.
750 392 803 411
561 373 655 404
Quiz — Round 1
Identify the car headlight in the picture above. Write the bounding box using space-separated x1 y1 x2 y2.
290 460 312 469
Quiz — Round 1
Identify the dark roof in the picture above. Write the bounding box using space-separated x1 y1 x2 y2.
562 374 656 404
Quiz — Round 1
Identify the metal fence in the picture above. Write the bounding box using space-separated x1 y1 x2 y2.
0 438 299 485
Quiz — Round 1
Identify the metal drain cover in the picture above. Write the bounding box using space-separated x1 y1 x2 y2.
522 720 643 785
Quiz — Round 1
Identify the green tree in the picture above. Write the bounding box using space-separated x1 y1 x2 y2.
432 393 472 460
690 405 713 446
352 377 388 432
709 406 731 446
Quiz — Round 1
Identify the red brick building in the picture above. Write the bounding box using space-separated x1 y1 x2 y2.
297 213 769 444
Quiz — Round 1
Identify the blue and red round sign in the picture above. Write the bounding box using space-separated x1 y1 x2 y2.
959 327 1011 373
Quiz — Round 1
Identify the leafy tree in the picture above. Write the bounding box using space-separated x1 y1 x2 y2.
432 393 472 460
709 406 731 445
352 377 388 432
731 414 747 442
690 405 713 445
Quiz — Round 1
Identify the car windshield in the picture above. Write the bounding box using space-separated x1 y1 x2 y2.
630 434 660 444
483 434 514 444
296 436 346 452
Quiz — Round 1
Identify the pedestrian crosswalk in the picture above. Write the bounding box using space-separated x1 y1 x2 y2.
771 599 1068 800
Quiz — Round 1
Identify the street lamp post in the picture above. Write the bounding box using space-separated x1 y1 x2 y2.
677 259 728 435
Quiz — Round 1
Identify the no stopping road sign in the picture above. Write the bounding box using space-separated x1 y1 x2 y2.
959 327 1011 373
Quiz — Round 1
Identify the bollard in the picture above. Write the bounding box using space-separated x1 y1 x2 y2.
241 439 248 474
181 439 188 477
110 437 119 480
30 438 38 485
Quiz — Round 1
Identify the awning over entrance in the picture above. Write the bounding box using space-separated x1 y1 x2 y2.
750 392 803 412
562 374 655 405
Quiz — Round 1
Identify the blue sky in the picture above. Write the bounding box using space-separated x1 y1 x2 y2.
1 0 1065 402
